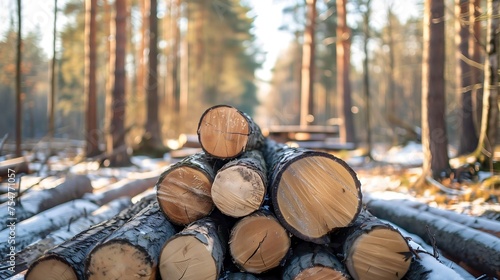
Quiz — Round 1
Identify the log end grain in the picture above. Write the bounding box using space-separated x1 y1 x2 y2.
345 228 411 280
26 257 77 280
229 213 290 274
295 267 349 280
212 165 266 217
86 241 155 280
197 105 254 159
156 166 214 225
274 154 362 243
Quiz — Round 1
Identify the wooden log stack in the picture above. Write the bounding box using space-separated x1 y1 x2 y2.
18 104 498 279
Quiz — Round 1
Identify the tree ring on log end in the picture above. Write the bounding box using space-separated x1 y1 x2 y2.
86 241 154 280
295 267 349 280
230 214 290 274
345 228 411 280
26 257 77 280
157 166 213 225
198 105 250 159
212 165 266 217
275 155 361 243
159 235 218 280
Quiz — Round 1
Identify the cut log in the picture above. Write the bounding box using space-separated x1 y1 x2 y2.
212 150 267 217
197 104 265 159
390 199 500 237
0 199 98 256
83 175 157 205
0 198 131 279
156 152 220 225
25 195 155 280
229 210 290 274
263 139 362 244
0 175 93 228
330 211 412 280
85 201 176 280
0 157 30 178
282 243 350 280
159 217 226 280
367 199 500 278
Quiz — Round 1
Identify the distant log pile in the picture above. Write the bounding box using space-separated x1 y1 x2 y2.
5 104 498 279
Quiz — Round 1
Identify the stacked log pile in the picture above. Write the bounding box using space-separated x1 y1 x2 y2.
4 104 499 279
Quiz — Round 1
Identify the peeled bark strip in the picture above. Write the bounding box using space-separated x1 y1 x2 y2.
0 175 93 228
367 199 500 278
0 198 131 279
330 211 411 280
229 210 290 274
263 139 362 244
156 152 219 225
86 201 176 280
159 217 226 280
212 150 267 217
0 199 98 256
25 195 155 280
197 104 265 159
283 243 350 280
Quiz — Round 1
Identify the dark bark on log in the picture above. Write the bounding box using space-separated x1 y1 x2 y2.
221 272 260 280
0 198 131 279
86 201 176 280
262 139 362 244
159 217 226 280
83 175 157 205
197 104 265 159
25 195 155 280
0 175 93 228
0 157 30 178
229 210 290 274
367 199 500 278
156 152 221 225
212 150 267 217
0 199 99 256
283 242 350 280
329 210 412 280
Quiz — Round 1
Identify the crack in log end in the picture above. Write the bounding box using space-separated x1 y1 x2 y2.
243 231 268 265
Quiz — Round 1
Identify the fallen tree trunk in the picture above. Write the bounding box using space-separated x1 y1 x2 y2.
263 139 362 244
0 198 131 279
84 175 157 205
197 104 265 159
329 210 411 280
229 210 290 274
0 175 93 228
25 195 155 280
367 199 500 278
159 217 226 280
0 199 98 256
85 201 176 280
392 199 500 237
212 150 267 217
156 152 220 225
0 157 30 178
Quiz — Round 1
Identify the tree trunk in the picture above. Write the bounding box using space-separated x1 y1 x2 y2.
336 0 356 144
26 195 155 280
0 199 99 256
282 242 349 280
15 0 22 157
329 210 412 280
300 0 316 127
212 150 267 218
85 0 100 157
86 202 176 280
0 157 29 178
367 199 500 277
2 198 131 279
0 175 93 227
108 0 130 166
421 0 450 179
470 0 483 136
362 0 372 158
156 152 220 225
263 139 362 244
159 217 226 280
229 210 290 274
48 0 57 152
197 105 265 160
